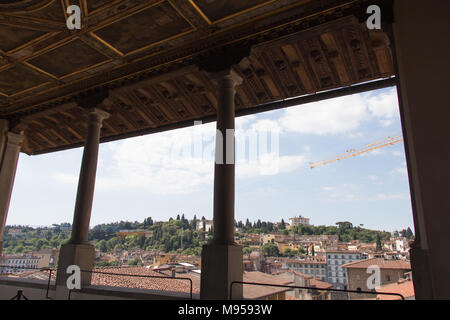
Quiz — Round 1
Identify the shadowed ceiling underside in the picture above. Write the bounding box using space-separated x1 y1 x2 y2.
0 0 394 155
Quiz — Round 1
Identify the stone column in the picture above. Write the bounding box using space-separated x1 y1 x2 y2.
200 69 244 300
393 0 450 299
56 108 109 288
0 129 24 256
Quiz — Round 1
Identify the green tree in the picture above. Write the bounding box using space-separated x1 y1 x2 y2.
128 258 141 266
376 234 382 251
261 243 279 257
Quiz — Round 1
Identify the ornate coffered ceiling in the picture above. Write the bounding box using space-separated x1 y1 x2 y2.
0 0 394 154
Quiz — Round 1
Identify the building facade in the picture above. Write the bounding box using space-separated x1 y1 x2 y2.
0 255 40 274
283 258 327 281
289 216 311 227
325 250 363 290
343 258 411 299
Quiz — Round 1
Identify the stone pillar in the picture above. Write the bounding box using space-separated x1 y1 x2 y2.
200 69 244 300
56 108 109 288
0 127 24 256
393 0 450 299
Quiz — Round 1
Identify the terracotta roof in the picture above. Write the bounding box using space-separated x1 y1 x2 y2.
342 258 411 270
309 278 333 289
376 279 415 300
89 267 293 299
242 271 293 299
90 266 200 295
273 271 333 290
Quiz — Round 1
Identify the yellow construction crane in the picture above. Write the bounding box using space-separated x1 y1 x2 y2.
310 134 404 169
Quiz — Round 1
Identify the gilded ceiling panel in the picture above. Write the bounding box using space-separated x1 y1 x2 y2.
190 0 275 23
0 23 47 52
0 64 49 96
27 39 110 78
19 0 66 22
84 0 118 14
92 1 194 55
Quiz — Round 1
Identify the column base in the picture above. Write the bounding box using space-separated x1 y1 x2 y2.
410 242 434 299
200 243 243 300
55 242 95 288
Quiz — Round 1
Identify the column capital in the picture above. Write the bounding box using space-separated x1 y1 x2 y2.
77 88 110 110
197 44 251 74
6 132 24 147
87 108 110 125
210 69 243 90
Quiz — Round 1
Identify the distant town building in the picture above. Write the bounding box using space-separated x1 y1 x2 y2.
343 257 411 299
283 257 327 281
243 251 262 272
32 249 58 268
261 257 284 275
152 253 178 267
117 229 153 238
6 228 26 237
275 271 332 300
289 216 311 227
324 250 364 291
196 220 213 232
0 254 40 274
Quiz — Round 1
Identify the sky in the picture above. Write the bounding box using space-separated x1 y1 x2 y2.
6 86 414 232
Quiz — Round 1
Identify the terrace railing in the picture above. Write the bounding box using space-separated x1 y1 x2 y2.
0 265 194 300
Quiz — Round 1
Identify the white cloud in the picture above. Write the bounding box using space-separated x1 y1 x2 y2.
366 88 399 120
370 193 409 201
278 88 400 135
236 154 306 178
321 184 360 202
50 89 401 197
51 118 306 195
392 161 408 177
279 94 369 135
250 119 282 133
391 150 404 157
96 124 216 194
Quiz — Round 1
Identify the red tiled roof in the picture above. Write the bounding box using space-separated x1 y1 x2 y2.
90 266 200 295
342 258 411 270
243 271 293 299
309 278 333 289
376 279 415 300
89 267 293 299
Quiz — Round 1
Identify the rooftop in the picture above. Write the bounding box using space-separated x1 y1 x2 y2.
376 278 415 300
342 258 411 270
